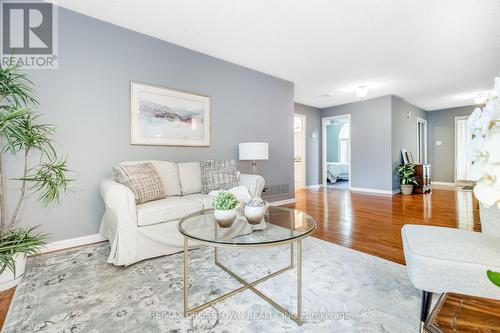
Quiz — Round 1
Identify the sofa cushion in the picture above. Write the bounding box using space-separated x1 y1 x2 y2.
112 162 166 204
200 160 239 194
121 160 181 196
178 162 202 195
137 197 203 226
182 193 213 209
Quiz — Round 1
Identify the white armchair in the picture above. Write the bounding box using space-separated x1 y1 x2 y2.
401 224 500 331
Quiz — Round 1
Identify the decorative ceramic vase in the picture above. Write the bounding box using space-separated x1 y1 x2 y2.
480 204 500 236
244 205 267 225
214 208 237 228
0 252 26 292
400 184 413 195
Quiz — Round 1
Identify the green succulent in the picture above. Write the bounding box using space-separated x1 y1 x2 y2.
212 191 239 210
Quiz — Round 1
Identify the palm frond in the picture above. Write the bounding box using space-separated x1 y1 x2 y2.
0 226 46 275
19 158 73 206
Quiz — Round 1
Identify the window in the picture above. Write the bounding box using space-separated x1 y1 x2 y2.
338 123 349 163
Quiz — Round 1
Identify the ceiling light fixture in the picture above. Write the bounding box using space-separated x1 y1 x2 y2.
474 92 489 105
356 85 368 99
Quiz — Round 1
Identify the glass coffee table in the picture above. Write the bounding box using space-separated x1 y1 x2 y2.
178 206 317 325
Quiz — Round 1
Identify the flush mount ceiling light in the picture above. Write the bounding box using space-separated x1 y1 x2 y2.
356 85 368 99
474 92 489 105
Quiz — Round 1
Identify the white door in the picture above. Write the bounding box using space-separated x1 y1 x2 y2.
455 116 473 183
294 114 306 189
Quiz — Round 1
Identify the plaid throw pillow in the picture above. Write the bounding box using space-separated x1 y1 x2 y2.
112 162 166 204
201 160 239 194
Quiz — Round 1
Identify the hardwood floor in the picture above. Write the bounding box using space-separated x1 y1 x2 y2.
0 186 488 331
287 186 481 264
427 293 500 332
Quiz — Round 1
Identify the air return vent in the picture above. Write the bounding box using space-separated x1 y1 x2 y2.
262 184 290 198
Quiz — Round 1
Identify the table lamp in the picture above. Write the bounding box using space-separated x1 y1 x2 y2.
239 142 269 174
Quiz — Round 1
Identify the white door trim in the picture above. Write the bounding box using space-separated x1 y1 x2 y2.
294 113 307 189
416 117 428 164
454 115 469 184
322 114 351 187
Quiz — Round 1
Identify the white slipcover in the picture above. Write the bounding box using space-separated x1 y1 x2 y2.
99 161 265 266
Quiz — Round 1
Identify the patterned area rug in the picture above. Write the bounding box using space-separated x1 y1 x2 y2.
3 237 420 332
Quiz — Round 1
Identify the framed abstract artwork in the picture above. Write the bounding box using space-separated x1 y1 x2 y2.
130 81 211 146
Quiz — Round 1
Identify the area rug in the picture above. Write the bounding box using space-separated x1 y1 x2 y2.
3 237 420 332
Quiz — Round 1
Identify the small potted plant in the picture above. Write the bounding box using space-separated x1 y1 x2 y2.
397 163 417 195
244 198 267 225
212 191 239 228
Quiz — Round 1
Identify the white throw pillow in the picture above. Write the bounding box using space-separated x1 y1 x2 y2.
120 160 181 196
178 162 203 195
209 186 252 204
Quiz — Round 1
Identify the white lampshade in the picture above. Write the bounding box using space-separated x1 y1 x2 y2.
239 142 269 160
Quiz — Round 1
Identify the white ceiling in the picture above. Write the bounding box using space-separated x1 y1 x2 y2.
53 0 500 110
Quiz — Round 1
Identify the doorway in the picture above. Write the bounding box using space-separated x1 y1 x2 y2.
416 118 427 164
322 115 351 189
294 114 307 190
455 116 473 185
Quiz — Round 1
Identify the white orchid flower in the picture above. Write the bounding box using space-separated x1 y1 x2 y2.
469 77 500 210
467 108 484 135
484 130 500 163
468 107 493 136
470 160 492 181
492 77 500 99
474 182 500 208
467 135 486 161
470 162 500 187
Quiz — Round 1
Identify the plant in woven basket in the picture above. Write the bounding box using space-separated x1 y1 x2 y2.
397 163 418 185
0 64 72 283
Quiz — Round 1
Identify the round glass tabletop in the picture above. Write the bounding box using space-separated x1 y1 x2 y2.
178 206 317 246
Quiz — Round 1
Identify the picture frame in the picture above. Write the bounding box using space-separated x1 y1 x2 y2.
130 81 211 146
401 149 409 164
407 152 415 164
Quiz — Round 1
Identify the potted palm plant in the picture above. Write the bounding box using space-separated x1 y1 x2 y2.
0 65 71 291
397 163 417 195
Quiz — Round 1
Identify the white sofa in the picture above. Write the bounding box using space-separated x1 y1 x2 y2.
99 160 265 266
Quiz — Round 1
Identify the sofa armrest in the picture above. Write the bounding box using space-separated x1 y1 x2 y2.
100 178 138 228
239 174 265 198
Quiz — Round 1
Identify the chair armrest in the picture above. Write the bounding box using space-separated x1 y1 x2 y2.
100 179 138 227
239 174 265 198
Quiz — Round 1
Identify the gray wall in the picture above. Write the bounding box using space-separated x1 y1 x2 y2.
427 105 475 182
294 103 321 185
5 7 295 242
321 96 393 191
390 96 427 190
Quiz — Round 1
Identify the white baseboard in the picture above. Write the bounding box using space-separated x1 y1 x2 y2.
269 198 296 206
41 234 107 254
431 181 456 186
349 186 396 195
306 184 323 189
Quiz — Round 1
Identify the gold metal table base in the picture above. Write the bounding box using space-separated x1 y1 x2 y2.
183 238 303 325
